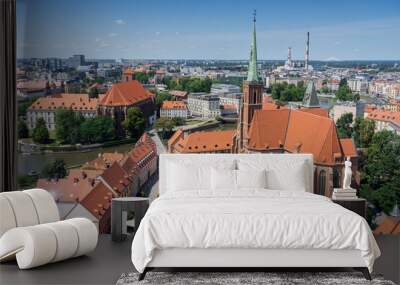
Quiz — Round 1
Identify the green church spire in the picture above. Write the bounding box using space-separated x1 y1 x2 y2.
246 10 259 82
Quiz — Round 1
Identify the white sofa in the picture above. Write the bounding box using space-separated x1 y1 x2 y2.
0 189 98 269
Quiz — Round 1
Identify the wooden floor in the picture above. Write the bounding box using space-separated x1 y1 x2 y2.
0 235 398 285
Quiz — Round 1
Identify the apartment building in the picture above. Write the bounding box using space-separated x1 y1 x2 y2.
187 93 221 118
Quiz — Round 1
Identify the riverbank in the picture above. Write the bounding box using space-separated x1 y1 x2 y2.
18 138 136 154
18 142 135 176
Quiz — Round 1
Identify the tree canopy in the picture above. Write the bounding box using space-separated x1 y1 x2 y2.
18 119 29 139
270 82 305 102
42 159 68 179
164 77 212 93
80 116 115 144
32 118 49 144
155 91 172 108
359 130 400 216
55 109 84 144
123 107 146 140
336 113 353 139
353 118 375 148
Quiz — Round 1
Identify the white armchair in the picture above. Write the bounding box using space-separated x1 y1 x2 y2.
0 189 98 269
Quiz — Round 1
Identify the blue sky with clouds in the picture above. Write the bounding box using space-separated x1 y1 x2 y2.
17 0 400 60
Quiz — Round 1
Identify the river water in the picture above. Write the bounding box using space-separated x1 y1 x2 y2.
18 143 134 176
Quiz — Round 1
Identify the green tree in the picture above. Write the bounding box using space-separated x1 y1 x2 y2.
95 76 105 84
32 118 49 144
353 118 375 148
336 113 353 138
88 87 99 98
42 159 68 179
123 107 146 140
172 117 185 126
135 72 150 84
335 84 353 101
270 82 305 102
154 117 175 139
55 109 83 144
18 119 29 139
80 116 115 144
359 130 400 216
155 91 172 108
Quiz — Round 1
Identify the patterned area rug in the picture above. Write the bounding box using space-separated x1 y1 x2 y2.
117 271 395 285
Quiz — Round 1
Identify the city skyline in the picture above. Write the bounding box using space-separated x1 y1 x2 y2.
17 0 400 60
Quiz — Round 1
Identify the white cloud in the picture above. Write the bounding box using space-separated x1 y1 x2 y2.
108 33 118 37
114 19 126 25
95 38 101 42
155 31 161 36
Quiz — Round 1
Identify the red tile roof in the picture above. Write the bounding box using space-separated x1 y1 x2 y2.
368 110 400 124
100 162 131 194
374 217 400 235
169 90 188 98
99 80 154 106
248 109 347 165
298 108 329 117
172 130 235 153
29 93 99 111
80 182 114 219
82 152 124 170
17 80 47 92
340 138 357 158
37 169 102 203
161 101 187 110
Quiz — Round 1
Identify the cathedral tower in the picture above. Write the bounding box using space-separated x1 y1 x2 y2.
235 11 264 152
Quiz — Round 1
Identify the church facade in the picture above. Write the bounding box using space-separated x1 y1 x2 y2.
232 15 358 197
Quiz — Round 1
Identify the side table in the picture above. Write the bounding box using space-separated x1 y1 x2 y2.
332 198 367 219
111 197 149 242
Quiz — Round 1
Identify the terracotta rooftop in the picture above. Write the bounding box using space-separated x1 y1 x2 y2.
248 109 349 166
262 102 286 110
129 142 154 163
100 162 131 194
340 138 357 158
298 107 329 117
99 80 154 107
28 93 98 111
80 182 114 219
168 129 184 149
123 68 134 75
173 130 235 153
374 217 400 235
17 80 47 92
169 90 188 98
161 101 187 110
37 169 102 203
368 110 400 124
82 152 125 170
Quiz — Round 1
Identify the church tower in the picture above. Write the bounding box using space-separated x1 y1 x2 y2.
235 11 264 152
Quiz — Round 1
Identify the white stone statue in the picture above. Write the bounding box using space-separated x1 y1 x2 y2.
343 157 353 190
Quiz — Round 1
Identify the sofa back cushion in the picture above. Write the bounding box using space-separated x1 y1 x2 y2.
0 189 60 238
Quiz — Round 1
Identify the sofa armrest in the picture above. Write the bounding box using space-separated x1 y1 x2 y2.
0 218 98 269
